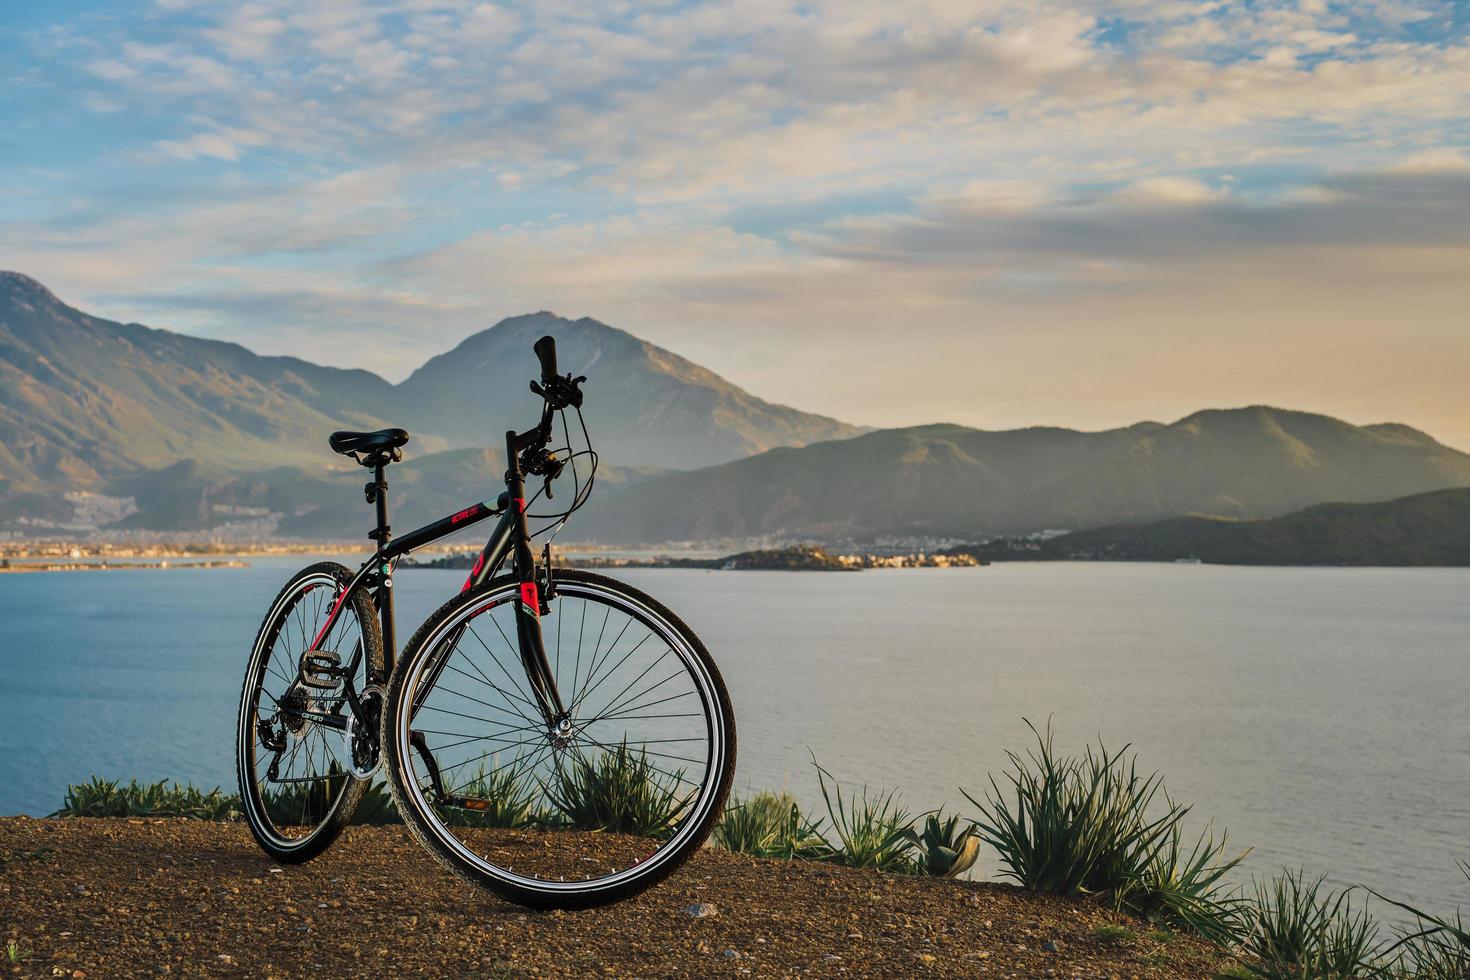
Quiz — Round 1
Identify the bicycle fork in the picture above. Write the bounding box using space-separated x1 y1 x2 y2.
506 460 568 728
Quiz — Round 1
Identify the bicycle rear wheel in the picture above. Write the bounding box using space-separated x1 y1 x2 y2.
383 569 736 909
235 561 384 862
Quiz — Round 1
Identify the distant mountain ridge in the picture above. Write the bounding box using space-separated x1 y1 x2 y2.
972 487 1470 566
0 272 859 525
572 407 1470 542
7 271 1470 545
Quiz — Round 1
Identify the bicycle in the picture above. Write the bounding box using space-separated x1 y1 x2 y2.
234 336 736 909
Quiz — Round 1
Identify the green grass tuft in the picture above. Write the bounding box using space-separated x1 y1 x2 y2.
544 742 690 838
1092 923 1136 946
713 791 829 861
1374 861 1470 979
52 777 242 821
963 720 1246 944
811 759 917 873
1239 869 1382 979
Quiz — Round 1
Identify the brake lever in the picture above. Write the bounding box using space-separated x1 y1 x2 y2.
528 374 586 409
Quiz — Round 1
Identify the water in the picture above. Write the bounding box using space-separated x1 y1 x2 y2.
2 560 1467 916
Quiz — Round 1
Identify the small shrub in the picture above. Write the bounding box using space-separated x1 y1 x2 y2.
545 742 689 838
1117 820 1249 945
964 720 1246 943
965 720 1151 894
1375 862 1470 980
53 777 241 821
1240 869 1382 979
713 791 829 860
1394 936 1470 980
812 760 916 872
903 812 981 878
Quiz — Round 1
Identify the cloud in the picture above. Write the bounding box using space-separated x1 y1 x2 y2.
203 6 288 61
5 0 1470 443
1116 177 1227 204
791 166 1470 277
1394 147 1470 172
153 132 253 161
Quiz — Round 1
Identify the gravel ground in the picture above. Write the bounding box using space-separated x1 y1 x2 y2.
0 817 1244 978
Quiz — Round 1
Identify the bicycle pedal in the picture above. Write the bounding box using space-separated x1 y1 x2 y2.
299 651 344 690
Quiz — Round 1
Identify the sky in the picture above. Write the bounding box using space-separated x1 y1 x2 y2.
3 1 1469 445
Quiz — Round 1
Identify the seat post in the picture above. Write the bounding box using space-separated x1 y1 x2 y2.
369 459 396 667
371 462 390 546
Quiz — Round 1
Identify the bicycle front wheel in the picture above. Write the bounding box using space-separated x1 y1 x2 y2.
383 569 736 909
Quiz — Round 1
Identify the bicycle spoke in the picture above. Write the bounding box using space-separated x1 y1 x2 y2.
440 660 542 723
592 688 698 722
433 736 550 781
579 649 675 721
568 625 647 714
436 671 541 721
470 620 542 716
413 722 545 741
569 604 614 712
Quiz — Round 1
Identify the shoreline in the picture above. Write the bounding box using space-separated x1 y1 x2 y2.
0 559 249 574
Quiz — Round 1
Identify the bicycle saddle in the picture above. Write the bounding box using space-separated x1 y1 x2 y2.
328 428 410 459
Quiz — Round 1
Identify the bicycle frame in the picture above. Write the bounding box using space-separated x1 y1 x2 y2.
308 422 568 733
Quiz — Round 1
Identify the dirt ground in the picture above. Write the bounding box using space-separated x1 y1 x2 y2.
1 817 1246 978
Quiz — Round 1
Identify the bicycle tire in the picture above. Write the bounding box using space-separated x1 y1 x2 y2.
382 569 736 909
235 561 384 862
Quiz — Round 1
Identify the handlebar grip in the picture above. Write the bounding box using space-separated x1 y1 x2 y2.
533 335 558 382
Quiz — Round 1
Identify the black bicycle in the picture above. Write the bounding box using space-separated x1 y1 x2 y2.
234 336 736 909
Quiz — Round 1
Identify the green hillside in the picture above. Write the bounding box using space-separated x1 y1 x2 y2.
574 409 1470 542
971 487 1470 566
106 448 663 539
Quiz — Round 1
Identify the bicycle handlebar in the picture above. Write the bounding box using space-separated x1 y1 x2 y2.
533 335 558 383
514 335 585 461
510 334 593 505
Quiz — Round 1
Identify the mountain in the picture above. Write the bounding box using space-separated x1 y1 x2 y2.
398 311 860 470
972 487 1470 566
573 408 1470 543
0 272 397 521
0 272 859 528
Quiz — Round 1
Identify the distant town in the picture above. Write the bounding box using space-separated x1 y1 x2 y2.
407 544 984 573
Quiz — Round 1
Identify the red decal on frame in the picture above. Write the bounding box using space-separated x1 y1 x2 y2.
519 581 540 619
